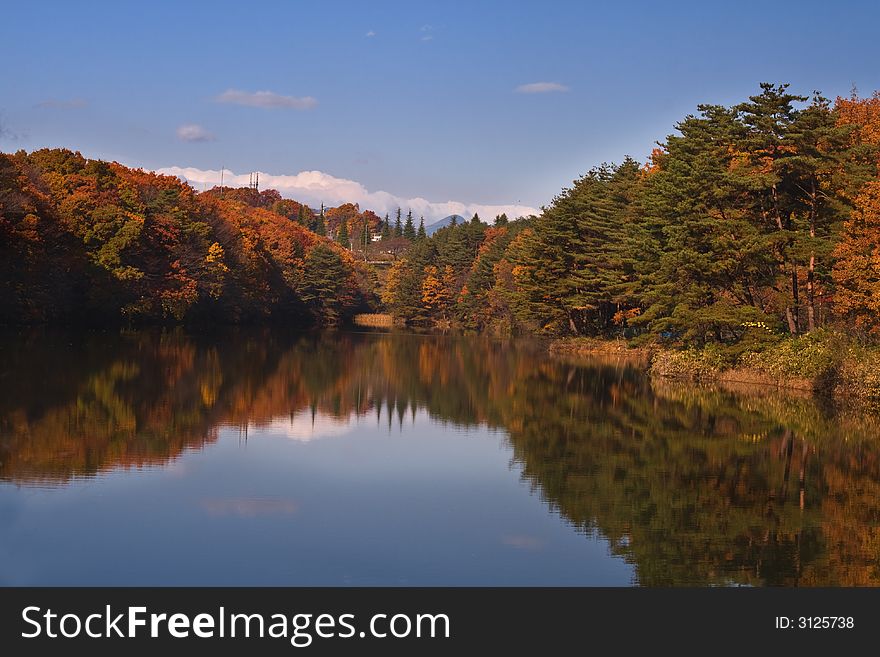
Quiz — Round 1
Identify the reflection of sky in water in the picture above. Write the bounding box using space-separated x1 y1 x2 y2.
252 409 359 442
0 407 635 586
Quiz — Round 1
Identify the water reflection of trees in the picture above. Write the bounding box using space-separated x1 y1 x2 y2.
1 329 879 585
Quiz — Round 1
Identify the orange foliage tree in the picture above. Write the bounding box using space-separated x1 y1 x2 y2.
832 182 880 334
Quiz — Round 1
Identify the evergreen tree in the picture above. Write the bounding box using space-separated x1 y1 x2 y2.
394 208 403 237
393 240 436 323
417 216 427 241
506 161 646 335
296 205 309 226
381 213 391 240
632 103 775 345
734 83 810 334
336 219 350 249
494 213 509 226
300 243 348 325
403 210 417 240
566 160 642 335
438 223 473 274
470 212 481 225
782 93 856 331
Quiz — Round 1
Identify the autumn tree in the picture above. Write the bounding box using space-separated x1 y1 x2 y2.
421 265 455 319
832 183 880 334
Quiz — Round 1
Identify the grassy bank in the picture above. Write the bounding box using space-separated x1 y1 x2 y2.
648 331 880 407
550 331 880 408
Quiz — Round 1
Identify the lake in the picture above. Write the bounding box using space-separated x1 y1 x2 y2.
1 329 879 586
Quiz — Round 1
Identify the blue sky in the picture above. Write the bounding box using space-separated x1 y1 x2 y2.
2 0 879 220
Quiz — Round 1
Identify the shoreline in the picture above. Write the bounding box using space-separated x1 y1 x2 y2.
548 336 880 409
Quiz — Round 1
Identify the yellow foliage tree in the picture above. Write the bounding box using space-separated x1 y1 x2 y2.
421 265 454 317
382 258 407 306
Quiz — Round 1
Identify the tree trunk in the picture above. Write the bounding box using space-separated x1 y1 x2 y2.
807 255 815 332
771 184 799 334
785 306 798 335
806 179 817 332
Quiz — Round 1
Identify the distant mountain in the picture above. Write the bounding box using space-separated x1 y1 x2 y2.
425 215 466 235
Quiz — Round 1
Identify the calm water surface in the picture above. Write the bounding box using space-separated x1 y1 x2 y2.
1 329 879 586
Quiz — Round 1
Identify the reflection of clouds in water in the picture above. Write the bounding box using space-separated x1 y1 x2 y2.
502 535 546 551
251 406 434 441
200 498 298 517
251 410 356 442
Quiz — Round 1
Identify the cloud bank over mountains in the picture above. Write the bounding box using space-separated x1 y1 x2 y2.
158 166 540 222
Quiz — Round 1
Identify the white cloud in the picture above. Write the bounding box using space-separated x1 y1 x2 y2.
365 30 376 37
157 165 540 223
515 82 570 94
421 35 434 42
214 89 317 110
176 123 215 143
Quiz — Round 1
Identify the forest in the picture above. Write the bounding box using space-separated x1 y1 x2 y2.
3 84 880 354
381 84 880 348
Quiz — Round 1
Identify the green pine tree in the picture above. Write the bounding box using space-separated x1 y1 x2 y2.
403 210 417 240
296 205 309 226
417 216 427 241
336 219 350 249
381 213 391 240
300 243 347 325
